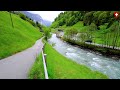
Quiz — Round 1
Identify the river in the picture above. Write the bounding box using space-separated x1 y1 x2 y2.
48 34 120 79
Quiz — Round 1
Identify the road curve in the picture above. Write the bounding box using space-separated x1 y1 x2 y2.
0 38 43 79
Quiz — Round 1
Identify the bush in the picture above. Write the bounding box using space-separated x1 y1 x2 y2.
27 19 36 27
36 21 42 31
19 13 27 20
44 28 51 41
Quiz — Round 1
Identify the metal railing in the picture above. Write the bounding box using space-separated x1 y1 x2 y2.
42 44 49 79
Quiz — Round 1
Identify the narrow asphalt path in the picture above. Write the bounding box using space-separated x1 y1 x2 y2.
0 38 44 79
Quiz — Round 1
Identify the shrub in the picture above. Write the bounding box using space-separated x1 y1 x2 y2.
27 19 36 27
19 13 27 20
44 28 51 41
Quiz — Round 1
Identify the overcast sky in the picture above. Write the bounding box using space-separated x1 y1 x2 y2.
28 11 64 22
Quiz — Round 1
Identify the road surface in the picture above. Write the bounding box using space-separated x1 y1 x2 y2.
0 38 43 79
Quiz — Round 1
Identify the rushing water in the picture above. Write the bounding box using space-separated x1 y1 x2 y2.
48 34 120 79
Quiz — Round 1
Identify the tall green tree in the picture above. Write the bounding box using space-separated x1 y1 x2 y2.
44 28 51 41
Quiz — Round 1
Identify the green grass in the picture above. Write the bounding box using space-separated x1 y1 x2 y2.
58 21 89 33
0 11 43 59
33 42 107 79
28 53 45 79
44 43 108 79
59 21 120 47
93 24 120 46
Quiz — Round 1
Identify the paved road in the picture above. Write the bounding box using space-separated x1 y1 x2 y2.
0 38 43 79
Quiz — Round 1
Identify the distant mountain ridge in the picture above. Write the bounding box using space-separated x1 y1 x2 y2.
21 11 52 26
42 19 52 27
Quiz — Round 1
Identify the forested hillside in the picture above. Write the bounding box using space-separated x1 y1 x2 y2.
51 11 120 49
51 11 119 28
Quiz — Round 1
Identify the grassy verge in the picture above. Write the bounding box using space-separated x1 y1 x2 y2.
0 11 43 59
28 53 45 79
29 40 108 79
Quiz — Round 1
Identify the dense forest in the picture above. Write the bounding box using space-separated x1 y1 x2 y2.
51 11 120 28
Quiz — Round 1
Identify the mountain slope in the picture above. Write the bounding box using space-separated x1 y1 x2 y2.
41 19 52 26
21 11 42 22
21 11 52 26
0 11 43 59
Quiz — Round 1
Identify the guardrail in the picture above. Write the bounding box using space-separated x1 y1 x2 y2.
42 44 49 79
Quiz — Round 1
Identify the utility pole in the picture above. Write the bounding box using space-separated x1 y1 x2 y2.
9 11 14 28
